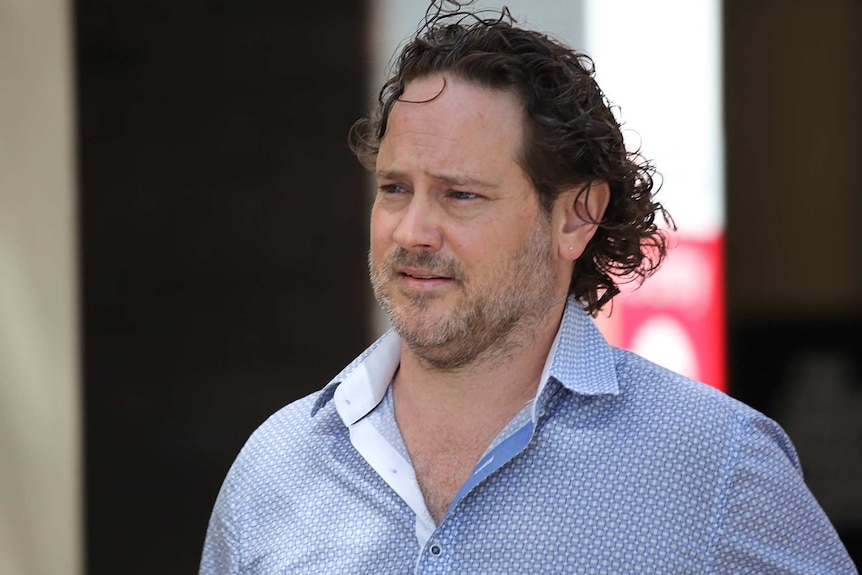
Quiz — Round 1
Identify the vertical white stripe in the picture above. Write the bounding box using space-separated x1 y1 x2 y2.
584 0 724 236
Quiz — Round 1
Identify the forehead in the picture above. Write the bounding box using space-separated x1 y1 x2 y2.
378 75 526 176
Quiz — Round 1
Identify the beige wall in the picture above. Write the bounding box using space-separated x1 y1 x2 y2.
0 1 82 574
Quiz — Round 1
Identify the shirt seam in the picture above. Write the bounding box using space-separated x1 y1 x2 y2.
703 411 745 575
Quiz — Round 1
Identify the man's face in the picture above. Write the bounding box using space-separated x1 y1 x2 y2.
369 74 565 369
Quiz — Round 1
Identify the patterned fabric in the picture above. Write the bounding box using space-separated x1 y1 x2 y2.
200 297 858 574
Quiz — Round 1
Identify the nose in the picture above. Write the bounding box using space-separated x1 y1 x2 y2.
391 192 443 252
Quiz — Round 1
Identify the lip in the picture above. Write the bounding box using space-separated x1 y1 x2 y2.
397 267 452 280
395 267 455 291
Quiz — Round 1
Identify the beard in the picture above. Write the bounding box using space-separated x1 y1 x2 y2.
368 220 559 371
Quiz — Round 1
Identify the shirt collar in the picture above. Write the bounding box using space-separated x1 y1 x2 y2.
311 328 401 423
546 295 620 397
311 295 619 420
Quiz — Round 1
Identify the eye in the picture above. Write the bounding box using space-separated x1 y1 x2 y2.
449 190 479 201
379 184 409 195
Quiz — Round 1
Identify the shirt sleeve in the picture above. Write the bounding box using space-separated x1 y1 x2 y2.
199 467 242 575
711 414 858 574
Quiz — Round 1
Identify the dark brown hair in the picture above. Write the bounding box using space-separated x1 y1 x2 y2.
350 2 674 315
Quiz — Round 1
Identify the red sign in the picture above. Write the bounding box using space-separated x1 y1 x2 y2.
596 233 726 391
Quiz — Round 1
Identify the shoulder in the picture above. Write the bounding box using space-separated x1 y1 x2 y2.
205 388 347 530
580 349 855 572
230 388 343 479
206 386 346 522
609 346 800 468
200 389 345 573
612 346 768 418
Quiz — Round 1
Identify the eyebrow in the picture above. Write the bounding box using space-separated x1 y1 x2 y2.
376 169 497 189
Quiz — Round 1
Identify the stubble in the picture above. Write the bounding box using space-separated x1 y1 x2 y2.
369 220 559 371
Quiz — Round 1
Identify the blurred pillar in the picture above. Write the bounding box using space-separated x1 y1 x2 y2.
0 1 82 575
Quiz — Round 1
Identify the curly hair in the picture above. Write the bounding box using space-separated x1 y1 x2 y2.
349 1 674 315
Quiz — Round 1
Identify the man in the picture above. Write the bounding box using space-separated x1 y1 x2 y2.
201 4 857 574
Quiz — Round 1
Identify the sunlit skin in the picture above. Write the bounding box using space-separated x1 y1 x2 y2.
368 74 608 523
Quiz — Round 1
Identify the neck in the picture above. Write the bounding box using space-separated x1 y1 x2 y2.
392 297 566 423
391 297 567 524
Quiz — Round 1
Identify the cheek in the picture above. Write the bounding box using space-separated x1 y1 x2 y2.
444 225 508 276
369 208 395 260
456 215 530 255
369 205 387 241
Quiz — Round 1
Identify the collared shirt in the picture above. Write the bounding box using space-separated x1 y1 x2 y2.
200 298 857 574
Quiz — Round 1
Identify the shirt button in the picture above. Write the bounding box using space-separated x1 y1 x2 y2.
429 544 442 556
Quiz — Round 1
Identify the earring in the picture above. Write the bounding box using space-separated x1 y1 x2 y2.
568 246 574 252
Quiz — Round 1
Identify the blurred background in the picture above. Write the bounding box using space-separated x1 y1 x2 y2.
1 0 859 573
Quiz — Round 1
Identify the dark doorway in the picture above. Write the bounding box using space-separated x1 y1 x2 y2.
75 2 370 572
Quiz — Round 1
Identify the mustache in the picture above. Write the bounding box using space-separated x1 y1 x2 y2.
384 248 466 281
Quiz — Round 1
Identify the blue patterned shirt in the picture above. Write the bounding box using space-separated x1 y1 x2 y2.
200 298 857 574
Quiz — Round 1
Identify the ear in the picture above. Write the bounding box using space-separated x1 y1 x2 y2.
552 181 610 261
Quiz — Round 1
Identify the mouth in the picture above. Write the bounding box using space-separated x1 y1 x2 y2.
397 267 452 280
395 267 456 290
401 273 447 280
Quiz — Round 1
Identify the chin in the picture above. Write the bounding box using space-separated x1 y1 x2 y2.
390 308 455 343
